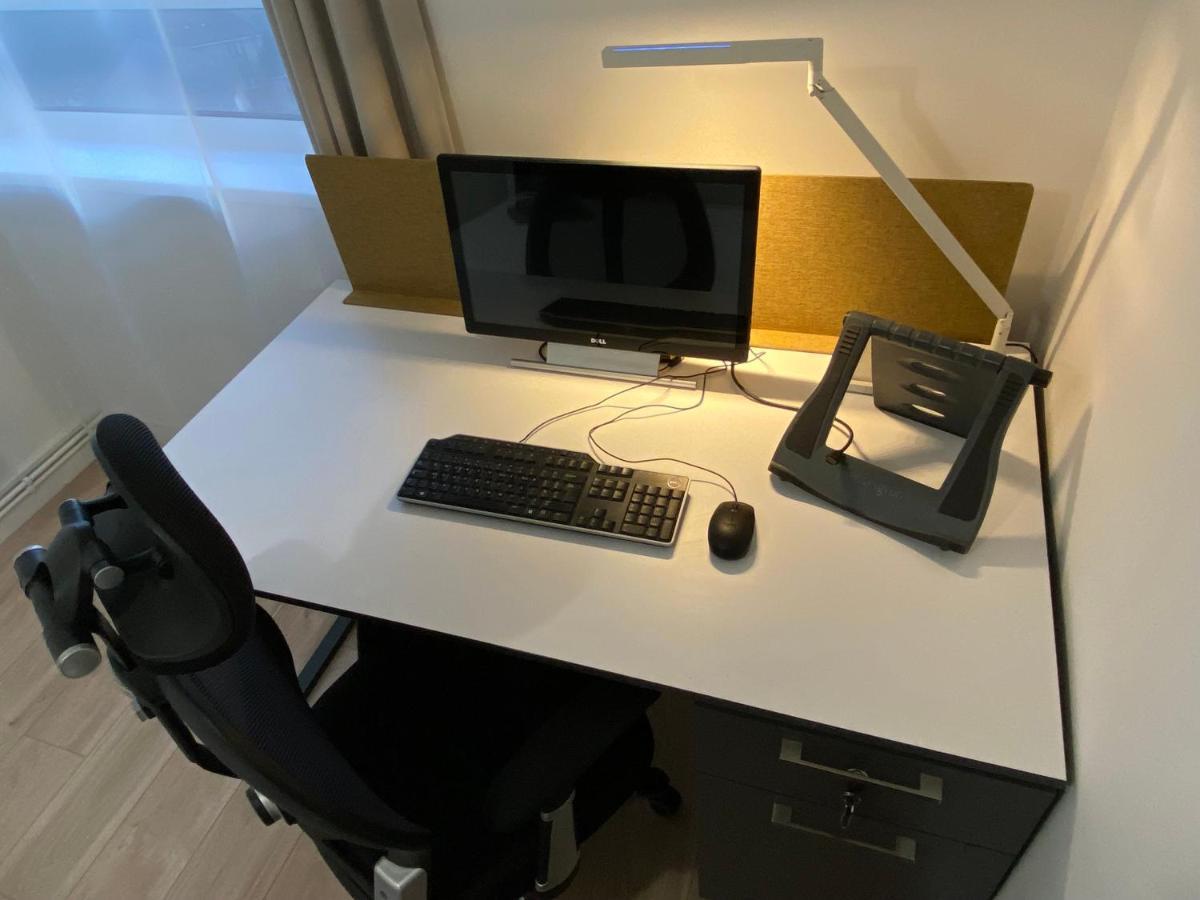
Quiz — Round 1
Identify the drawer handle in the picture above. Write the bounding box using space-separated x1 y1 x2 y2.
771 802 917 862
778 739 943 803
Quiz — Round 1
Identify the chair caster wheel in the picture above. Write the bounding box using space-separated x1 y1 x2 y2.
647 784 682 817
638 768 682 817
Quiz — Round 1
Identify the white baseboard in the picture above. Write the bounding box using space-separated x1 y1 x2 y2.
0 423 98 548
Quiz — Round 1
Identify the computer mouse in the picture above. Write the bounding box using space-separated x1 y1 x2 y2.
708 501 756 560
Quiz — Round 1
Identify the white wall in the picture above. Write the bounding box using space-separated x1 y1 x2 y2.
423 0 1152 340
1000 1 1200 897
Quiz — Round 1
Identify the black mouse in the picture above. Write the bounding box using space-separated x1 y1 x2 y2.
708 501 755 560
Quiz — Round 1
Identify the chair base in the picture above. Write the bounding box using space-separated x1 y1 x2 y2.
637 767 683 817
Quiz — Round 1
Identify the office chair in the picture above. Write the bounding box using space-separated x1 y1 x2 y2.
12 413 681 899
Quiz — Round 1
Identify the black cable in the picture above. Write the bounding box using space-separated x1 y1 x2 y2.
728 362 801 412
518 352 764 445
729 360 855 446
586 363 739 502
659 353 683 372
518 372 676 444
520 347 857 491
824 420 855 465
1006 340 1040 366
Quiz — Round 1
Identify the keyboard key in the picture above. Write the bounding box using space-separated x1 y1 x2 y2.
666 498 682 519
621 524 646 536
660 519 676 541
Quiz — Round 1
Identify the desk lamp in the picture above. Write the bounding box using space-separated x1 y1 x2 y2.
602 38 1014 352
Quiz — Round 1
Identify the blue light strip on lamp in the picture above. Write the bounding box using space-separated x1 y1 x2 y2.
611 43 733 52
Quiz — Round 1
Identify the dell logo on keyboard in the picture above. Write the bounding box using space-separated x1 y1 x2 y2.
590 336 607 345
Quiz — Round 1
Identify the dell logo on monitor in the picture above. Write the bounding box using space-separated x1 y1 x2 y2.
590 336 607 345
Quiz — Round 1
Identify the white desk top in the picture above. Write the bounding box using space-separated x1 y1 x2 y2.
167 284 1065 782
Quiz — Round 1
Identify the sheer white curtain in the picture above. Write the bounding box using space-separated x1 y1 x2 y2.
0 0 343 499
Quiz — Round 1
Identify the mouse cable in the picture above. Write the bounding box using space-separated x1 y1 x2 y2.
519 370 677 444
586 362 739 503
729 359 855 457
518 352 765 445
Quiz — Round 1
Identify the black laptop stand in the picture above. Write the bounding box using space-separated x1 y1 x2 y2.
769 312 1051 552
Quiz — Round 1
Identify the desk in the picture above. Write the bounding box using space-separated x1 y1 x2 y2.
167 283 1067 898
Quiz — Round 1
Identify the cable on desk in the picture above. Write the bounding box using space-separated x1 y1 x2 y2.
824 422 855 465
518 351 762 445
729 359 855 453
586 362 740 502
518 372 674 444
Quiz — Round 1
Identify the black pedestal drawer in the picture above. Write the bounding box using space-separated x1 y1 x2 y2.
698 774 1012 900
695 703 1056 855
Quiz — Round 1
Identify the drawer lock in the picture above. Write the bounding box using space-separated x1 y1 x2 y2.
779 738 943 804
771 802 917 863
840 780 865 829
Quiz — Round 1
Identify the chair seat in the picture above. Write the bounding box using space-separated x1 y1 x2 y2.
312 621 656 897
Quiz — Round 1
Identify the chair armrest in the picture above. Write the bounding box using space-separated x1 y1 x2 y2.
484 679 657 832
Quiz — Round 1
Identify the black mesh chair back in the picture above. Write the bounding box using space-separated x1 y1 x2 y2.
13 414 676 899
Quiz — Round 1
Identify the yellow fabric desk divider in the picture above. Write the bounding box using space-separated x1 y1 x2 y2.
306 155 1032 353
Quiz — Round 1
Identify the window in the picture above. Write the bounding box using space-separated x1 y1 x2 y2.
0 7 299 120
0 7 298 120
163 9 300 119
0 4 312 194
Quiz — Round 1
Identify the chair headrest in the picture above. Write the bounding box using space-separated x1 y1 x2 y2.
90 414 254 672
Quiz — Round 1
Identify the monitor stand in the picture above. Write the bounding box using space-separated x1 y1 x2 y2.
510 342 697 390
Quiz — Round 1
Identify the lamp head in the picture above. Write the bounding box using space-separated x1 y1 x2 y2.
602 38 825 93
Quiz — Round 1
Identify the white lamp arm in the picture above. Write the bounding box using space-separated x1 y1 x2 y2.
810 76 1013 350
602 38 1015 351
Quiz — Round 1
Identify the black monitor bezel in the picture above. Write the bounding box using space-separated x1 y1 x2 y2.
437 153 760 363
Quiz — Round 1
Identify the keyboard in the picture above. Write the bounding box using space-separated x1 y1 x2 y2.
397 435 690 546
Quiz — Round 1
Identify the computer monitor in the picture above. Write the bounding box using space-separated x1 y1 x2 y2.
437 155 760 372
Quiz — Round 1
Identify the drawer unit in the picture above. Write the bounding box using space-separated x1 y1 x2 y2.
697 774 1013 900
695 702 1057 854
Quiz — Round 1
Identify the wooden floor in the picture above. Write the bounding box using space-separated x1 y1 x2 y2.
0 464 702 900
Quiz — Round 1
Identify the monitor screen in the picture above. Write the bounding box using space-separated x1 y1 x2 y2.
437 155 760 362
